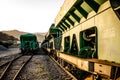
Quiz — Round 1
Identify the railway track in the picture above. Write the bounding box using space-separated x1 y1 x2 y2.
0 54 33 80
49 56 77 80
0 49 73 80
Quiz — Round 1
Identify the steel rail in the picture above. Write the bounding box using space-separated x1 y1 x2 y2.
0 55 23 80
49 56 77 80
0 61 10 67
0 55 23 79
0 54 22 67
0 61 12 79
13 55 33 80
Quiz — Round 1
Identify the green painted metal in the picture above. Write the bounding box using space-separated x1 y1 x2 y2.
50 28 58 33
50 24 55 29
94 0 107 5
46 35 52 40
64 36 70 53
79 46 93 58
59 25 65 31
62 20 70 28
79 27 98 58
49 24 62 37
84 0 100 12
55 0 107 31
62 22 69 29
69 10 80 23
58 27 63 32
70 34 78 55
74 5 88 18
20 34 37 41
81 2 93 13
20 34 38 51
54 36 62 50
65 16 74 26
60 24 67 30
50 28 62 37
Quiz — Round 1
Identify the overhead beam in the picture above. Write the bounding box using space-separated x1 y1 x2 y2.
58 25 65 31
60 25 66 31
58 27 63 32
69 10 80 23
74 4 88 18
62 20 70 28
61 23 67 30
65 16 74 26
84 0 100 12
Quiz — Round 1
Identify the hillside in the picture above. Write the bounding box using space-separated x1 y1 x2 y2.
1 30 45 42
0 32 18 41
1 30 27 39
34 33 45 42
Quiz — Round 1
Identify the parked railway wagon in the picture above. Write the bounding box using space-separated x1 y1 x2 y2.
20 33 39 54
41 0 120 79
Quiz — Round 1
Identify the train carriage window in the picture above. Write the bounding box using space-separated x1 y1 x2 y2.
79 27 98 58
64 36 70 53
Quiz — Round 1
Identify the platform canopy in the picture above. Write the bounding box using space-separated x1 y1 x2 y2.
45 24 62 41
54 0 107 32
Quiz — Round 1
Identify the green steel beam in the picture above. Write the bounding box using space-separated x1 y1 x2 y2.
62 23 68 29
62 20 70 28
84 0 100 12
59 25 65 31
74 4 88 18
58 27 63 32
61 23 67 30
75 0 83 5
69 10 80 23
65 16 74 26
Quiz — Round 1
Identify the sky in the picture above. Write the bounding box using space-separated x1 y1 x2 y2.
0 0 64 33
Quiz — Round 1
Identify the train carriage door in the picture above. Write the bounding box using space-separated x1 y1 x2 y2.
79 27 98 58
70 34 78 55
64 36 70 53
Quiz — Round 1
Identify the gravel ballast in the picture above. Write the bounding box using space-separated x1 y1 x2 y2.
18 55 71 80
0 48 71 80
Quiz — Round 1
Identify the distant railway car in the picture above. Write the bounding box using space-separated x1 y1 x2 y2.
42 0 120 79
20 33 39 54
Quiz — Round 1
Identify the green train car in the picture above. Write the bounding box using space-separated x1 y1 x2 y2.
42 0 120 79
20 33 39 54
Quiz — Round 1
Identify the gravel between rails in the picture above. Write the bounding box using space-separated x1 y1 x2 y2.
0 55 32 80
0 54 21 77
0 54 21 66
18 55 71 80
0 48 72 80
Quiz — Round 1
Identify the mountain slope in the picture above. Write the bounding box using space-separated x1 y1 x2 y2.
1 30 45 42
1 30 27 39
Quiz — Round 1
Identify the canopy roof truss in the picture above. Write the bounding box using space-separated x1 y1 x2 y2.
56 0 107 32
